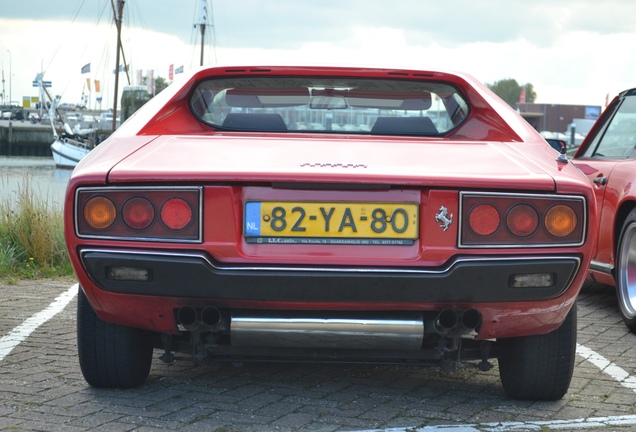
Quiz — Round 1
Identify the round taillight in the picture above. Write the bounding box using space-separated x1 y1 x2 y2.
84 196 116 229
506 204 539 237
468 204 500 236
161 198 192 230
122 197 155 230
545 205 577 237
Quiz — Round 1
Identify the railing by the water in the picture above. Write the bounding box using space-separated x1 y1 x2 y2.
0 119 113 157
0 120 57 156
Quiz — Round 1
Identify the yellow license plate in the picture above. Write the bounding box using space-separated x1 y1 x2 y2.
244 201 419 245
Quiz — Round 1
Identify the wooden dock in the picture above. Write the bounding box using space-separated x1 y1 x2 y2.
0 119 113 156
0 120 58 156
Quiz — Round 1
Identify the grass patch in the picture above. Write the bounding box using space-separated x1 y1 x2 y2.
0 175 73 279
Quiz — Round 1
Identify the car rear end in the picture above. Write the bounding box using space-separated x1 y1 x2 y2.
65 66 596 399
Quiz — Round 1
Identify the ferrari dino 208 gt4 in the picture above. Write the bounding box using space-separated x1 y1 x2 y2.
65 65 597 401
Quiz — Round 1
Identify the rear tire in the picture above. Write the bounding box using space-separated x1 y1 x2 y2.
616 209 636 333
498 304 576 400
77 287 153 388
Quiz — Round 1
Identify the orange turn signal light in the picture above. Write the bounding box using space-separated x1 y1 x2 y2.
84 196 116 229
544 205 577 238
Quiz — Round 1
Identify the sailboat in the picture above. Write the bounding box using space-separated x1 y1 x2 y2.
47 0 127 169
36 73 93 169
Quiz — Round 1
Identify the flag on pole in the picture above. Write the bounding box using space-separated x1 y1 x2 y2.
86 78 91 91
136 69 143 86
175 65 184 74
519 88 526 104
146 69 155 95
113 64 128 74
81 63 91 74
169 64 174 80
94 80 101 93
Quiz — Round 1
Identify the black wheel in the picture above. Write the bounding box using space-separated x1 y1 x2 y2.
498 304 576 401
77 287 153 388
616 209 636 333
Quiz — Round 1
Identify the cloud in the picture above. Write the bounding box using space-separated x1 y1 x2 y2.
213 0 636 49
7 0 636 49
1 0 636 109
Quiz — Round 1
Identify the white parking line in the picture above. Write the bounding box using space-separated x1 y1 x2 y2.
576 344 636 392
354 415 636 432
355 344 636 431
0 283 77 362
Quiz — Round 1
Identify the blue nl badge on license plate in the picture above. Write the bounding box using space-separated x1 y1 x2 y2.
244 202 261 237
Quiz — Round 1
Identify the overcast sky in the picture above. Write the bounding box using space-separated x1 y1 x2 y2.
1 0 635 113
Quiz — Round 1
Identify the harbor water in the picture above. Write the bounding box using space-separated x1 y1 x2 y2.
0 156 71 208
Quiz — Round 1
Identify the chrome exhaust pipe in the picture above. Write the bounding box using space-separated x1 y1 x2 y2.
231 314 424 350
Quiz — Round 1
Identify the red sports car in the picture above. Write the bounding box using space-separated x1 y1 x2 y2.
65 66 597 401
572 88 636 332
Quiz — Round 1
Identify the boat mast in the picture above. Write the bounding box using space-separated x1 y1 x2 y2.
36 73 65 138
111 0 125 131
195 0 208 66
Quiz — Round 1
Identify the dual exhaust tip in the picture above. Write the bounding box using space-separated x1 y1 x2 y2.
176 305 223 332
434 308 482 336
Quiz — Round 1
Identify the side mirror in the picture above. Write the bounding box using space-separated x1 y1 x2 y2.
545 138 569 163
545 138 566 153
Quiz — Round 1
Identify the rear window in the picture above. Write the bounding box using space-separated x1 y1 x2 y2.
190 76 468 136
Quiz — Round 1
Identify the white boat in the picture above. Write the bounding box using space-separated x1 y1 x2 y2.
50 135 92 169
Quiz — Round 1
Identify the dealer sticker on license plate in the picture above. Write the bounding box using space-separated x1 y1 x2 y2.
244 201 419 245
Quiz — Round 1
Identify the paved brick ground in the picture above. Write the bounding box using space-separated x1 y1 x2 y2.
0 278 635 431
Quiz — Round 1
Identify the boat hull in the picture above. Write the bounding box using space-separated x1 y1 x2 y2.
51 138 91 169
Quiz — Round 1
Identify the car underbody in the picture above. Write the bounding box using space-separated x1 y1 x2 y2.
156 306 497 373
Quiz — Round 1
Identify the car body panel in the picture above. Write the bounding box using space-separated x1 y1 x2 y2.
571 158 624 267
106 135 557 190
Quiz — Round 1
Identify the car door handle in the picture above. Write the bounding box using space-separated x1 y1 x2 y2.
593 176 607 186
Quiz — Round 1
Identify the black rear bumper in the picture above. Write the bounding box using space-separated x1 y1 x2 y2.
80 249 581 303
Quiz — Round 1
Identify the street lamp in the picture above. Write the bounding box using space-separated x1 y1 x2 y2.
6 49 11 106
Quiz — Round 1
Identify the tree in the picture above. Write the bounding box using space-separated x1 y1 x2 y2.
121 87 151 121
140 76 170 97
154 76 169 95
486 78 536 108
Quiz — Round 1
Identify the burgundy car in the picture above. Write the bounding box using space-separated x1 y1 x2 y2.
65 66 597 401
572 88 636 332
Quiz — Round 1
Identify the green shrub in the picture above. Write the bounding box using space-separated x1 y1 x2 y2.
0 177 72 279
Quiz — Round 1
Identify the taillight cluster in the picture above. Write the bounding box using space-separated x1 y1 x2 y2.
459 192 585 247
76 187 201 242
